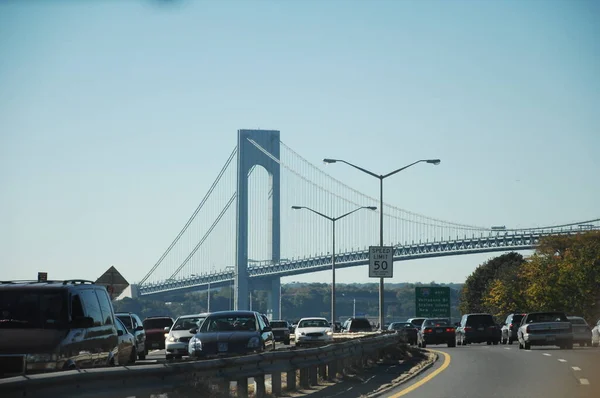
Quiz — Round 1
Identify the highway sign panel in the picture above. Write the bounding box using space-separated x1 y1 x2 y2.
415 286 451 318
369 246 394 278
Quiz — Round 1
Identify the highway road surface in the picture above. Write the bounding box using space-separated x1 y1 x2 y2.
385 344 599 398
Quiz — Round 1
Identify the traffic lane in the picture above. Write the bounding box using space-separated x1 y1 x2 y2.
385 344 595 398
517 346 600 393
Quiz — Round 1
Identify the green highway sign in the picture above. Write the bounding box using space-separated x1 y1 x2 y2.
415 286 451 318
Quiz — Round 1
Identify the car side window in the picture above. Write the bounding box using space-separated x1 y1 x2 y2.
257 314 266 331
132 314 143 329
95 289 113 325
71 294 85 319
79 289 103 326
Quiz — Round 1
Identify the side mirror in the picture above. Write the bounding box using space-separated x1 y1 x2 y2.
163 326 171 332
117 330 124 336
263 326 272 333
71 316 94 328
189 328 198 335
135 325 144 332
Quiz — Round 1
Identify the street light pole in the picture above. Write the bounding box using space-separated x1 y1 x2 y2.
292 205 377 328
207 282 211 312
323 158 441 330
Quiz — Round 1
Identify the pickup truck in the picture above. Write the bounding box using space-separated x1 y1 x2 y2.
517 312 573 350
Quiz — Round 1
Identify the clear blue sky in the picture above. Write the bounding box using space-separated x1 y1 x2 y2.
1 0 598 286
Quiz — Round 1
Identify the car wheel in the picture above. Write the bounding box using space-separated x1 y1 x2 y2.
165 354 173 361
284 338 290 345
524 342 531 350
493 340 499 345
566 342 573 350
448 341 456 348
487 341 492 345
592 341 599 348
508 338 513 345
138 349 146 360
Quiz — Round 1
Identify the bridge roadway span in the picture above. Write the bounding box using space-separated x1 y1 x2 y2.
139 227 598 296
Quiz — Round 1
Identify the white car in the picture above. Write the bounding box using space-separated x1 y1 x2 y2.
165 313 209 360
294 317 334 347
592 319 600 347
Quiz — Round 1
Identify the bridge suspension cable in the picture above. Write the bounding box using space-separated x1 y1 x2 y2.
138 147 237 286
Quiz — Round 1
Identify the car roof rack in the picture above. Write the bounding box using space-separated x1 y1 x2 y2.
61 280 94 285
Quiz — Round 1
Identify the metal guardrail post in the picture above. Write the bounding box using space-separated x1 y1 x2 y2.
286 369 297 391
236 378 248 397
299 367 309 388
309 365 318 386
254 375 266 398
327 360 338 381
318 363 327 380
271 371 282 395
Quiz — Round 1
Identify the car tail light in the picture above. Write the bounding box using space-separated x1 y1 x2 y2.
424 328 433 334
509 323 514 330
525 325 530 333
464 326 472 332
445 327 455 332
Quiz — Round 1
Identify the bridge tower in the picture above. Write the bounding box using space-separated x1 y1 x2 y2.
235 129 281 317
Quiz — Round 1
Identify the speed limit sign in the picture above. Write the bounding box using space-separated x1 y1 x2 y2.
369 246 394 278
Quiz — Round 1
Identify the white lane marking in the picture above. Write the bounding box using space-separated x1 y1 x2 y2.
572 366 582 371
543 353 552 357
579 378 590 385
504 347 511 350
558 359 567 363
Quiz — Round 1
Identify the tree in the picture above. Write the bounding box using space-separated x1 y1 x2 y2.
459 252 525 315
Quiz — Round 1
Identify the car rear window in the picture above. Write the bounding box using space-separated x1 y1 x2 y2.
351 319 372 329
172 317 205 331
466 315 495 326
512 315 524 324
409 319 426 327
143 318 173 329
568 318 586 325
526 313 568 323
425 319 449 326
270 321 288 328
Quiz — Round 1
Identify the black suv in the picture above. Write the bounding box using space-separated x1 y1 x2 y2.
0 279 119 377
456 313 501 345
341 318 373 333
501 313 525 345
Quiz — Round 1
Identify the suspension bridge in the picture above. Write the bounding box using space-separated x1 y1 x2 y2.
133 129 600 319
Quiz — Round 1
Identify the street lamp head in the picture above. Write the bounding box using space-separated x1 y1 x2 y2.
366 206 377 211
323 158 338 164
426 159 441 165
291 206 303 210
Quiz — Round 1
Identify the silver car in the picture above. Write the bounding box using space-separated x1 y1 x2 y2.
567 316 592 347
165 313 209 360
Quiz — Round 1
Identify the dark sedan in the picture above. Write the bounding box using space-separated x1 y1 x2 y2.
418 318 456 348
388 322 418 345
187 311 274 358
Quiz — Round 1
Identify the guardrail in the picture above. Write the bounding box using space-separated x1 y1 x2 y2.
1 332 400 398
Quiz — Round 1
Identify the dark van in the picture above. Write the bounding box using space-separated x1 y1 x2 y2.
0 280 119 378
456 313 501 345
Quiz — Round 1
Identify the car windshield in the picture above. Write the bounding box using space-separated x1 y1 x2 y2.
270 321 288 328
0 290 68 329
172 316 206 331
201 315 257 332
568 317 587 325
298 319 329 328
143 318 173 329
527 313 568 323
